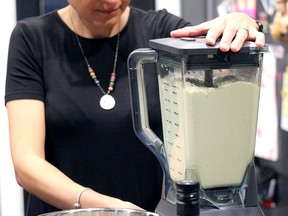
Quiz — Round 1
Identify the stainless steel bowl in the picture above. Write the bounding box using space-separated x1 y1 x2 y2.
39 208 160 216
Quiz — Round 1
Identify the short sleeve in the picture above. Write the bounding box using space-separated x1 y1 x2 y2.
5 20 45 104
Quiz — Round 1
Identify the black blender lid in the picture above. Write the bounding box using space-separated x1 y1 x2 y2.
149 37 268 55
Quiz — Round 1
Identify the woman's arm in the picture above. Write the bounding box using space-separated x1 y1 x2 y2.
6 99 141 210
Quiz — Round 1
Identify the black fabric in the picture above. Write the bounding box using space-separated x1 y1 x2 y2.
130 0 155 11
5 7 190 216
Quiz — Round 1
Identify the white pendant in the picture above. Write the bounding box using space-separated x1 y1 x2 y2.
100 94 115 110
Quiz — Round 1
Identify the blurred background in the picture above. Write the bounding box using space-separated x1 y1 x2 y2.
1 1 288 215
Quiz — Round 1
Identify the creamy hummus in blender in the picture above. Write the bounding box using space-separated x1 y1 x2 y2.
158 75 260 189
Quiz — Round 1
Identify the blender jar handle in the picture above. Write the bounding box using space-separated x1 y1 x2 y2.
127 48 172 197
127 48 162 149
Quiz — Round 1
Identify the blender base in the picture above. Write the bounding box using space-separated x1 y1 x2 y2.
155 199 265 216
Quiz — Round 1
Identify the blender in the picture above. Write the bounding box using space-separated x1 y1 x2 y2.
127 37 268 216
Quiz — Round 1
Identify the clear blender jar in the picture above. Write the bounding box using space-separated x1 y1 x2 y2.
128 37 268 216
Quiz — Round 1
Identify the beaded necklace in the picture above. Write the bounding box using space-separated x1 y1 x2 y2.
69 10 120 110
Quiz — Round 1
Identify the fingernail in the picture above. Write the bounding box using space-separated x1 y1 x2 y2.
220 42 229 51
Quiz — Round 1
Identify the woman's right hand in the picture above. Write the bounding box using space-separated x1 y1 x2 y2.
78 189 143 210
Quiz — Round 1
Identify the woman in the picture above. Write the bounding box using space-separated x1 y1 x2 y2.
5 0 265 215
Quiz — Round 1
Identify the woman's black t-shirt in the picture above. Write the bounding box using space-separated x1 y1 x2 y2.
5 7 190 215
